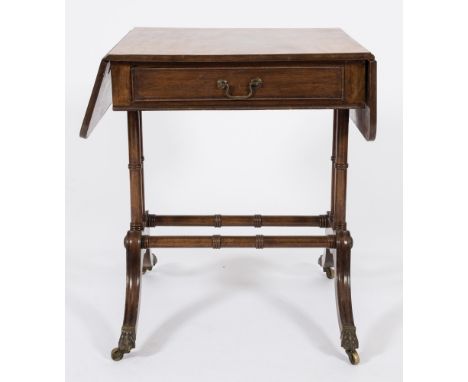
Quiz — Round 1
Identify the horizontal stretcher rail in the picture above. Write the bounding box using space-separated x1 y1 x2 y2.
142 235 336 249
145 214 330 228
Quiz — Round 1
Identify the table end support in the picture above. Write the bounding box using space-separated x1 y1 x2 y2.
112 230 143 361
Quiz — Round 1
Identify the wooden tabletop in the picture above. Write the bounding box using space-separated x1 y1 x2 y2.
106 28 374 62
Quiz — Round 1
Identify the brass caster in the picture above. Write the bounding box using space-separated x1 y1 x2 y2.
142 253 158 274
324 267 335 279
111 348 124 361
346 350 360 365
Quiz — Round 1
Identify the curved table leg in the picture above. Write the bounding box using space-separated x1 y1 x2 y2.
335 230 360 365
111 231 143 361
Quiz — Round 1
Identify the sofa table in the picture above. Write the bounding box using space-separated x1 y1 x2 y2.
80 28 377 365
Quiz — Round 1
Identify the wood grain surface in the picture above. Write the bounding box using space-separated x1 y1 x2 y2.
79 59 112 138
106 28 374 63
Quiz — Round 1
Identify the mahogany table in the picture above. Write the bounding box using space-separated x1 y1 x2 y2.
80 28 377 365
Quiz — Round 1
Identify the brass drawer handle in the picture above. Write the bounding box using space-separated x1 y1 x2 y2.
217 78 263 100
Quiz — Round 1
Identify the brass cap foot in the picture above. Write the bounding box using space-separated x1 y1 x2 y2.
324 267 335 279
346 350 360 365
111 348 124 361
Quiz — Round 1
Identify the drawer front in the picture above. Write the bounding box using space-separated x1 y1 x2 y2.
132 66 344 102
110 62 366 109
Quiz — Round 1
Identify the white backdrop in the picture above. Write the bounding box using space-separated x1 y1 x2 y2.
66 1 401 381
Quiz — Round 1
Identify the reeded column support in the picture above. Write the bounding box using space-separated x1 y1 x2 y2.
333 109 349 232
137 111 158 274
330 109 339 227
332 109 360 365
127 111 145 232
319 110 340 279
112 111 146 361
